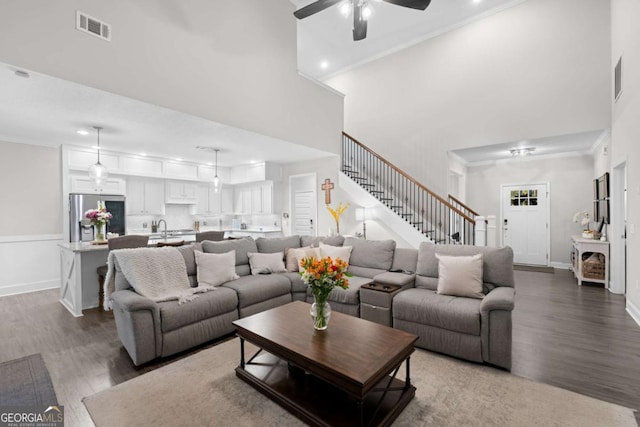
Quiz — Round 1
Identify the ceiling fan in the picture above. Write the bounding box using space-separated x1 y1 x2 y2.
293 0 432 41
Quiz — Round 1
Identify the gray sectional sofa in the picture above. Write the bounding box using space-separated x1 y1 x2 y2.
109 235 515 370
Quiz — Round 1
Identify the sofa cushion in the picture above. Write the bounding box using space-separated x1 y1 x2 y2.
281 272 306 294
202 237 257 277
300 235 345 248
373 271 415 287
393 288 481 336
158 286 238 333
436 253 484 299
222 274 291 308
344 237 396 270
247 252 286 275
285 247 318 272
319 242 352 264
195 250 239 287
175 243 203 277
391 247 419 273
256 235 301 254
416 244 514 290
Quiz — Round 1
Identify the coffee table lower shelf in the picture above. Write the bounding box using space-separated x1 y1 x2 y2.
235 349 415 427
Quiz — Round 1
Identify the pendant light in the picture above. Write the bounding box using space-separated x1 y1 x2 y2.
88 126 109 189
213 149 221 193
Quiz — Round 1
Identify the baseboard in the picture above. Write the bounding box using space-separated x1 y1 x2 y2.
626 300 640 328
549 262 571 270
0 280 59 298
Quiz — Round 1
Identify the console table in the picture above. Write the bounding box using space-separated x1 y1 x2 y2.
571 236 609 288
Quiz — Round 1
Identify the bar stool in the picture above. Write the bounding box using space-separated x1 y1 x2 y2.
96 235 149 310
195 231 225 242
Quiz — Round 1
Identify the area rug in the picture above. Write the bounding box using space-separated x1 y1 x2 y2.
83 339 636 427
0 353 58 405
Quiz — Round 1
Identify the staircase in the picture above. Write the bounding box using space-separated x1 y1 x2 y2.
341 132 477 245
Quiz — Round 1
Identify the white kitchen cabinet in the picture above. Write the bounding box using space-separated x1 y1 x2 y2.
221 187 234 214
166 181 198 204
196 184 222 215
233 183 274 214
70 173 126 195
229 162 282 185
127 178 165 215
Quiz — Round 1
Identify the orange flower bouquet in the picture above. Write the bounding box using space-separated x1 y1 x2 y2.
300 256 350 330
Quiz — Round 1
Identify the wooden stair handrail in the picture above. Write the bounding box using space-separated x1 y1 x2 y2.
342 132 476 225
448 194 480 217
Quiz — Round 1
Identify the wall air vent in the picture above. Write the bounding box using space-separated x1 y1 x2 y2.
614 56 622 102
76 11 111 41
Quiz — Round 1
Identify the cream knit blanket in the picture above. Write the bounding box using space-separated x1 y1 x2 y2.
104 247 214 310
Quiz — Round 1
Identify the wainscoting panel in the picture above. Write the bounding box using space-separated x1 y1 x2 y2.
0 234 63 297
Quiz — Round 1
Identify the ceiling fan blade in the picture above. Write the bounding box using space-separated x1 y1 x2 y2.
294 0 343 19
382 0 431 11
353 4 368 41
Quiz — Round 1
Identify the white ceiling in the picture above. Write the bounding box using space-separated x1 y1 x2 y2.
0 63 334 168
450 130 608 165
293 0 529 80
0 2 606 169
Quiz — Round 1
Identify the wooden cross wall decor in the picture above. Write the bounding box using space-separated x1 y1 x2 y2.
321 178 334 204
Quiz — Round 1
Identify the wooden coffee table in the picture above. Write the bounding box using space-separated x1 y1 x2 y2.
233 301 418 426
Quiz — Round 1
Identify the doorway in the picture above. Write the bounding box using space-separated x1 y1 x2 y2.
289 173 317 236
610 161 627 294
501 183 550 266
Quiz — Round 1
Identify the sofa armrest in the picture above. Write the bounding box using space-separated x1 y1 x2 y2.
480 286 514 313
480 286 514 370
111 289 159 312
110 289 162 366
373 271 415 287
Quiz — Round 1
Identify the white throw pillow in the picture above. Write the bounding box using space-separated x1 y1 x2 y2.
248 252 287 275
285 246 318 272
436 253 484 299
194 250 239 287
319 242 352 265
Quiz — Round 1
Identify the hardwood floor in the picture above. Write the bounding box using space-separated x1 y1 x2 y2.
1 269 639 426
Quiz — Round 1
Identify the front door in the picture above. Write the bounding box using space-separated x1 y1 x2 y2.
502 183 549 266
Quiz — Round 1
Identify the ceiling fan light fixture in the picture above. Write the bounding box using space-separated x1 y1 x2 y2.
510 147 535 157
362 4 373 19
339 1 351 16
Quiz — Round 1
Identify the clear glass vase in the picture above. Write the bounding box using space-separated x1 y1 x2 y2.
310 297 331 331
94 223 106 241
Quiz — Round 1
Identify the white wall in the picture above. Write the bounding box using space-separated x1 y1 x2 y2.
0 140 62 296
0 0 344 154
611 0 640 320
466 155 594 265
327 0 610 196
592 133 611 177
0 140 62 235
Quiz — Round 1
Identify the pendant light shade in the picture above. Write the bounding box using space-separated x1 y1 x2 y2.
213 149 221 193
89 126 109 189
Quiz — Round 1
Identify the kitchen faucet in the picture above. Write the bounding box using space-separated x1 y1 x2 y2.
157 219 168 240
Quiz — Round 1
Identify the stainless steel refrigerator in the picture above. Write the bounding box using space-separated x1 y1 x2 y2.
69 193 126 242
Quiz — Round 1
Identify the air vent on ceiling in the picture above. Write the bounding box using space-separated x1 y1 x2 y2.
76 10 111 41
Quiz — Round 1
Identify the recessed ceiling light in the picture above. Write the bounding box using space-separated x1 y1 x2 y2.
76 130 90 136
339 2 351 16
175 158 183 161
206 162 214 166
320 60 329 70
92 145 102 150
138 152 147 157
473 0 482 4
362 5 373 19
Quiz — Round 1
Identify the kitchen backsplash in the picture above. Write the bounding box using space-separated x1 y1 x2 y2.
127 204 280 232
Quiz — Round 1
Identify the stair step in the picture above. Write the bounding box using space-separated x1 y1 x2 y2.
434 239 447 244
379 198 392 201
411 221 423 225
370 190 384 194
342 165 354 170
423 230 435 234
400 213 413 217
390 205 403 209
360 183 375 187
352 176 368 181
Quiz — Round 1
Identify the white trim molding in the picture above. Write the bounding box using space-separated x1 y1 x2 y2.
549 262 571 270
627 300 640 328
0 234 63 298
